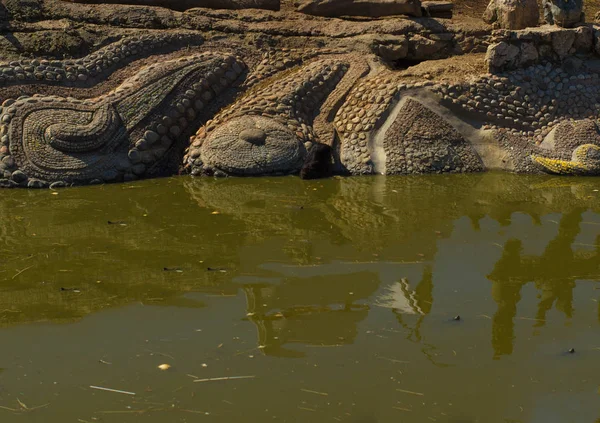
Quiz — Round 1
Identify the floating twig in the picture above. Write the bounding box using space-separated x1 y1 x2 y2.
144 349 175 360
378 357 410 364
300 389 328 396
193 376 255 383
12 265 34 279
396 388 424 396
89 386 136 396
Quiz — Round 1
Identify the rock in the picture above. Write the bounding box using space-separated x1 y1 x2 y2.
573 26 593 53
408 35 448 60
552 29 576 59
542 0 584 28
27 179 46 188
485 41 520 71
0 178 18 188
421 1 453 18
517 42 538 67
594 27 600 56
49 181 68 189
10 169 27 183
483 0 539 30
378 42 409 61
296 0 423 17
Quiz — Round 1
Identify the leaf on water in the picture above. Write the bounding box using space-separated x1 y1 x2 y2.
157 364 171 371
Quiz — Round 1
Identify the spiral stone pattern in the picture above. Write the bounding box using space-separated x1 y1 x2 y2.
0 52 246 187
185 57 353 176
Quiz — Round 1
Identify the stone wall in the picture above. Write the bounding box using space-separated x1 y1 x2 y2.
373 31 490 63
485 25 599 73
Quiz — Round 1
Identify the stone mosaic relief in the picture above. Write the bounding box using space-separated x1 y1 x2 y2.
0 0 600 187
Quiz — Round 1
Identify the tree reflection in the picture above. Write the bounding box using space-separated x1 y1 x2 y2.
487 208 600 357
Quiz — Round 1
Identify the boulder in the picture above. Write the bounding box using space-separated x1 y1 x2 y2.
517 41 538 66
421 1 453 18
483 0 539 30
551 28 576 58
63 0 281 11
296 0 423 18
485 41 520 71
573 25 593 53
542 0 584 28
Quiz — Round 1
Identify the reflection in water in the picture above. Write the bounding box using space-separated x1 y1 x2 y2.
243 272 375 357
0 174 600 422
376 267 433 315
0 174 599 357
388 266 448 367
488 207 600 357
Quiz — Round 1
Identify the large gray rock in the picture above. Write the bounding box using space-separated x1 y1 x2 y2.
483 0 539 30
542 0 584 28
485 41 520 70
296 0 423 17
551 27 576 58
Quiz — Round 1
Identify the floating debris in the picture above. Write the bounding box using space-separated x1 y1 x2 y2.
396 388 424 396
60 287 81 293
193 375 255 383
158 364 171 371
89 386 136 396
12 265 34 280
107 221 127 226
300 388 328 396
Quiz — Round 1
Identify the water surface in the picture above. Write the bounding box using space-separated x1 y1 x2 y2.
0 173 599 422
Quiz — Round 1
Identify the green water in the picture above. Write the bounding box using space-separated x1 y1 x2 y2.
0 173 599 423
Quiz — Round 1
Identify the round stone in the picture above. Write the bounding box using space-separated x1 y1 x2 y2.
27 179 45 189
132 163 146 176
2 155 15 167
49 181 67 189
239 128 267 145
10 170 27 183
128 149 141 164
144 130 160 144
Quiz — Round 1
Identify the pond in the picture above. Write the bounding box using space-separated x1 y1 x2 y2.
0 173 599 423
